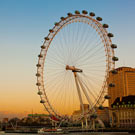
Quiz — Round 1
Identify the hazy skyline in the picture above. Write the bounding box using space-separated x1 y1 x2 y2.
0 0 135 118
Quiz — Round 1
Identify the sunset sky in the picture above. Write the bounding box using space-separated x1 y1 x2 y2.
0 0 135 119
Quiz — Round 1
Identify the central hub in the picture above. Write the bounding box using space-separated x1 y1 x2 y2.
65 65 83 73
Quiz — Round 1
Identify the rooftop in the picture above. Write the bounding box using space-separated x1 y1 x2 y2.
111 95 135 107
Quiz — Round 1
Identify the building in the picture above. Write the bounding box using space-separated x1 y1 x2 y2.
21 113 52 125
72 104 109 127
72 104 89 121
108 67 135 107
110 95 135 128
97 107 109 126
80 104 89 112
2 118 8 123
28 113 49 118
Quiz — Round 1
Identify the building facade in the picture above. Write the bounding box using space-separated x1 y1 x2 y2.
108 67 135 107
72 104 89 121
97 107 109 126
110 96 135 128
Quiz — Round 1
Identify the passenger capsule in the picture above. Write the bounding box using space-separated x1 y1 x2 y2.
54 22 59 26
104 95 111 99
36 83 41 86
49 29 54 33
112 56 119 61
67 13 72 17
60 17 65 21
38 54 43 58
40 100 45 103
111 69 118 74
108 33 114 38
37 91 42 95
82 10 88 14
36 73 40 77
75 10 80 14
41 45 46 49
36 64 41 67
44 37 49 40
96 17 102 21
111 44 117 49
99 105 104 110
89 12 95 17
103 24 109 28
109 83 115 87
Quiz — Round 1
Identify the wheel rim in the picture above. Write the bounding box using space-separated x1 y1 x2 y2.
36 13 115 122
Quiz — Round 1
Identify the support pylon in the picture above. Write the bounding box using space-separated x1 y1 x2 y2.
81 120 84 128
85 118 88 128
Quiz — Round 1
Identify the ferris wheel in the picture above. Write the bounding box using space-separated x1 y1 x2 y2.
36 10 118 123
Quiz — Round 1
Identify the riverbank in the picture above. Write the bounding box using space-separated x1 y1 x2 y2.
3 127 135 134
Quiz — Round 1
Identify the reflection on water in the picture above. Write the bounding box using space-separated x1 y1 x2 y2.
3 132 134 135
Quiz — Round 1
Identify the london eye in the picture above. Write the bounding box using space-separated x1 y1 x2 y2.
36 10 118 124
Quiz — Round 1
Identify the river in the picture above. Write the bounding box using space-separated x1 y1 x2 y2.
1 132 135 135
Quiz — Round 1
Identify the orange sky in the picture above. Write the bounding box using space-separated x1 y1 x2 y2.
1 0 135 119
